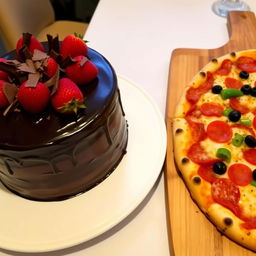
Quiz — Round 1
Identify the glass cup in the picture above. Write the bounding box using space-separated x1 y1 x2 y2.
212 0 250 17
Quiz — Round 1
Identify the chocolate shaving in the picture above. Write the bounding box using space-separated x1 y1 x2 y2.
53 35 60 53
47 34 53 54
47 34 60 54
17 62 35 73
22 32 32 47
26 73 40 87
32 49 48 61
0 62 17 75
0 61 28 84
80 56 88 67
44 65 60 95
49 50 62 64
61 56 77 69
3 82 18 104
26 59 36 73
18 45 32 62
34 60 44 71
3 99 19 117
6 60 20 65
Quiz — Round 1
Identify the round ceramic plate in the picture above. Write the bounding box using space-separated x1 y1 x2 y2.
0 76 167 253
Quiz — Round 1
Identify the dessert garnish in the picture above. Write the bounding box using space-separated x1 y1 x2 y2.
0 32 98 115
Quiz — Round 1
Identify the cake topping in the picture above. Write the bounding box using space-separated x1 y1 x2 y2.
27 73 40 88
65 55 98 85
61 56 77 69
16 33 45 61
51 78 85 114
0 32 99 115
80 56 88 67
60 34 88 59
17 81 51 113
3 82 18 104
32 49 48 61
0 81 12 108
47 34 60 54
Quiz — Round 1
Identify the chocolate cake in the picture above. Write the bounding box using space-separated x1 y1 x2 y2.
0 34 128 201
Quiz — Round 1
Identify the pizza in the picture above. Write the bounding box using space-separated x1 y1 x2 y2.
172 49 256 251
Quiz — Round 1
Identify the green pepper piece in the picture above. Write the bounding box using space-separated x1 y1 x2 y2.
223 107 233 117
216 148 231 163
251 180 256 187
232 133 244 147
239 119 252 127
221 88 244 100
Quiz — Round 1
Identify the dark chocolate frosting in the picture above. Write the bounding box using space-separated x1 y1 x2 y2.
0 48 116 147
0 48 128 201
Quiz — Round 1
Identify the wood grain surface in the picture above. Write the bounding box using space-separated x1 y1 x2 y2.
165 11 256 256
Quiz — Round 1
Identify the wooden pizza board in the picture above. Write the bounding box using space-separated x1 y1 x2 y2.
165 11 256 256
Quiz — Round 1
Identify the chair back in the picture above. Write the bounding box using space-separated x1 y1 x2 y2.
0 0 55 50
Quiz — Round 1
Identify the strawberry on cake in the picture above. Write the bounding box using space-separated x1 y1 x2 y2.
0 33 128 201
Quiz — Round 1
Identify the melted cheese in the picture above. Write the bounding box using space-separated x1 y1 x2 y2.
239 185 256 218
239 95 256 111
197 92 228 108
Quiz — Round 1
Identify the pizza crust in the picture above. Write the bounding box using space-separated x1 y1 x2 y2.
207 203 256 251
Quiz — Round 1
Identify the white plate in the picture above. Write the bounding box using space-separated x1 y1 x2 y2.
0 76 167 253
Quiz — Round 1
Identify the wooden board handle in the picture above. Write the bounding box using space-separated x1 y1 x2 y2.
226 11 256 50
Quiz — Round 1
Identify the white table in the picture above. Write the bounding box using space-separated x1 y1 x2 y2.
1 0 256 255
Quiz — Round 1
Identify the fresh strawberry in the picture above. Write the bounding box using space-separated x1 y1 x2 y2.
45 57 58 78
51 78 85 114
65 56 98 85
16 36 44 56
0 80 9 108
17 81 50 113
60 34 88 59
0 58 8 80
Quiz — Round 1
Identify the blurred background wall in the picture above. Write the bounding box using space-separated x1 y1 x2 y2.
0 0 99 55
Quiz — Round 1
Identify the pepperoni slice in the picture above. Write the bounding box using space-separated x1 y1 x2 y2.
224 77 243 89
228 163 252 186
198 163 218 183
214 59 233 76
229 97 250 114
243 149 256 165
187 142 217 165
185 105 201 119
236 56 256 73
186 119 206 143
186 72 214 104
207 120 232 143
231 123 255 137
200 102 224 117
211 178 241 216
